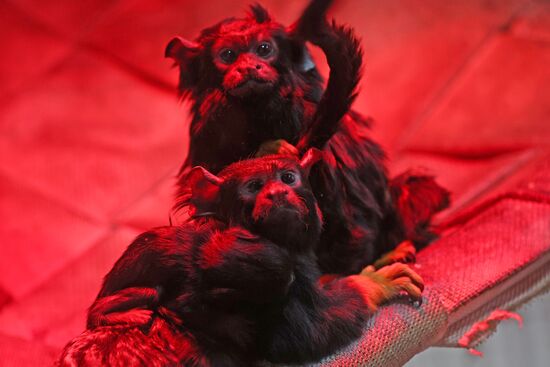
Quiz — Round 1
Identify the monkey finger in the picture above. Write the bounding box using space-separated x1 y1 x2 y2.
390 278 423 301
395 240 416 254
393 265 424 291
392 241 417 263
404 252 416 263
376 263 424 291
359 265 376 276
392 252 416 265
375 262 407 279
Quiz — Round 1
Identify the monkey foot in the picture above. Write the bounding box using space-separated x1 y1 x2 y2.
373 240 417 269
353 263 424 310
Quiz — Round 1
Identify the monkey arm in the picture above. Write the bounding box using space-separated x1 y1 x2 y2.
264 263 424 364
87 226 188 328
97 227 184 297
373 240 417 269
197 227 294 303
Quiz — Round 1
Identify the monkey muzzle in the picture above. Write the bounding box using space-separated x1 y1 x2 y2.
229 78 274 98
252 194 308 226
225 55 278 98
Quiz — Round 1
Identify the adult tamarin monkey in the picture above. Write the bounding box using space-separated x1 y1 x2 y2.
57 155 424 367
165 0 450 275
57 20 424 366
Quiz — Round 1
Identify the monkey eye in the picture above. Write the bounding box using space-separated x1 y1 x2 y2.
219 48 237 64
256 42 273 58
245 179 263 193
281 172 297 185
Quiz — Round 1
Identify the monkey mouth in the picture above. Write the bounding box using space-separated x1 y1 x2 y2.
229 79 274 98
255 208 311 248
254 206 308 230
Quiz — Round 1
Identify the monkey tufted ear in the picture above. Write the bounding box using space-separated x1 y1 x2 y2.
299 148 324 175
165 37 202 93
165 37 201 61
186 166 223 217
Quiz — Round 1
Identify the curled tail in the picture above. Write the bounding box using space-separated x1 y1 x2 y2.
390 171 451 248
296 20 363 152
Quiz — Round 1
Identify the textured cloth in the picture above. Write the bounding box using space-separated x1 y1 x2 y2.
306 167 550 366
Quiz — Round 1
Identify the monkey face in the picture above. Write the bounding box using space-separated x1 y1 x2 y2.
240 167 308 223
211 21 280 98
185 150 325 250
165 4 316 100
227 156 322 249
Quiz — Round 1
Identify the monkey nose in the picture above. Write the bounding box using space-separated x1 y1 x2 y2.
266 188 288 201
237 65 257 74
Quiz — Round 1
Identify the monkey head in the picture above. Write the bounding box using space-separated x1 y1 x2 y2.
186 149 324 252
165 4 316 100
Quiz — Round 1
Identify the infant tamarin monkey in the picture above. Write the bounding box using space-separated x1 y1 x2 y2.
57 13 424 366
166 0 450 275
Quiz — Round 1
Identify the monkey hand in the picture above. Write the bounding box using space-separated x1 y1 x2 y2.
373 240 417 269
256 139 299 157
350 263 424 311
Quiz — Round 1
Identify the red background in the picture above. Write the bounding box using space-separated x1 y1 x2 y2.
0 0 548 365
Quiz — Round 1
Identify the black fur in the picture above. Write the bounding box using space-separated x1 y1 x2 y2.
168 1 450 275
58 155 423 366
56 14 426 365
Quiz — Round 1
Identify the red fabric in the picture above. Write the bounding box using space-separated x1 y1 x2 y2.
0 0 548 365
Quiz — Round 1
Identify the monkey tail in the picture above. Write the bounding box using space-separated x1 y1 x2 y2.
390 171 451 248
290 0 333 37
296 21 364 152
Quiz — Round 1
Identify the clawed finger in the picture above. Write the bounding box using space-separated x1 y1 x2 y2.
394 241 417 263
359 265 376 276
376 263 424 291
391 277 423 301
401 251 416 263
395 240 416 253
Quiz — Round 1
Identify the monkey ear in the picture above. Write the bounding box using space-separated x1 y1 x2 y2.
299 148 324 175
186 166 223 216
297 45 316 72
285 32 316 72
165 37 200 60
165 37 202 92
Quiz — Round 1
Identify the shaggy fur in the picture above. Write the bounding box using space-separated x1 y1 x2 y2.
57 154 424 366
57 16 424 365
166 0 450 275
